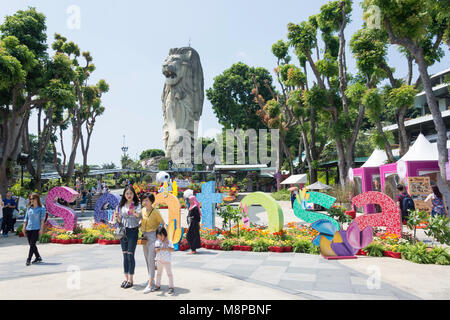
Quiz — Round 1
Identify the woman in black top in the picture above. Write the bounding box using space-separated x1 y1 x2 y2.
186 196 202 254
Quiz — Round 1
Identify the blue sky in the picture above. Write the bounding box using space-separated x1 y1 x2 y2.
1 0 449 167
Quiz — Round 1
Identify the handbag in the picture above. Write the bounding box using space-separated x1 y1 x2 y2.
114 221 126 240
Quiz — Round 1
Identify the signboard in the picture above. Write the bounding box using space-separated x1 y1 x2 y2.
175 179 190 188
407 176 432 213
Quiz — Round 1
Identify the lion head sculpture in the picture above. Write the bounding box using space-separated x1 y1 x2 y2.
162 47 204 121
161 47 204 161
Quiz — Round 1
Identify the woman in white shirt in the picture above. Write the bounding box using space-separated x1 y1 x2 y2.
114 186 142 289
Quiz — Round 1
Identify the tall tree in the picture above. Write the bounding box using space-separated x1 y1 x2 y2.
288 0 363 185
0 8 61 194
206 62 274 130
50 33 107 182
363 0 449 179
80 79 109 169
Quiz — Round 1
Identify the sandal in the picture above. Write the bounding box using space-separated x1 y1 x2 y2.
123 281 133 289
121 280 128 288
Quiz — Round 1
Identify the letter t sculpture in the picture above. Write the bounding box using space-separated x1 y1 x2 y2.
196 181 224 230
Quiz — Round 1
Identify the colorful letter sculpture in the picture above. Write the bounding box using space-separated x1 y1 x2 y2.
240 192 284 232
311 220 358 257
94 193 120 223
293 188 340 230
196 181 224 230
350 191 401 238
45 187 79 231
154 192 183 245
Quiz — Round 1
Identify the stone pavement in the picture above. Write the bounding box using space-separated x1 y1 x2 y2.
2 234 446 300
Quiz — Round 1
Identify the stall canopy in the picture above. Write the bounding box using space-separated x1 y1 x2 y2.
306 181 332 190
281 174 307 185
361 148 400 168
399 133 437 161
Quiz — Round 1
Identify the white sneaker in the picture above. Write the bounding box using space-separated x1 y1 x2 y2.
143 285 152 294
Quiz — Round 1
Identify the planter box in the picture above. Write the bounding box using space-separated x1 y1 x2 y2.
77 239 83 244
61 239 71 244
19 232 24 237
383 251 401 259
112 239 120 244
240 246 252 251
269 246 284 252
233 245 241 251
50 238 56 243
356 249 367 256
283 246 293 252
345 210 356 219
213 245 222 250
70 239 78 244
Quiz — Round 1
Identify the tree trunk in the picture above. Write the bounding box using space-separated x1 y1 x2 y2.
397 107 410 157
415 52 448 179
375 121 396 162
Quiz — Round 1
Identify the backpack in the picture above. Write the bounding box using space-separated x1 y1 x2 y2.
401 195 415 218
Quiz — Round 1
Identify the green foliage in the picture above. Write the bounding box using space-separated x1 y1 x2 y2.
39 233 51 243
251 238 271 252
292 238 313 253
206 62 274 130
139 149 165 160
362 88 384 121
221 238 238 251
271 189 291 201
406 210 429 243
424 215 450 246
364 242 386 257
271 40 289 61
316 53 339 77
397 242 450 264
387 85 417 109
327 205 352 225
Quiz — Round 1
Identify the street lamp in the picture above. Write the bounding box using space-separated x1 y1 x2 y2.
121 135 128 156
16 153 30 187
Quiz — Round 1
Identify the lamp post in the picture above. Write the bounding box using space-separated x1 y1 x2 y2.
16 153 30 187
121 135 128 157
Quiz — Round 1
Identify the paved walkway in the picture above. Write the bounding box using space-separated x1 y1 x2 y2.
1 234 448 300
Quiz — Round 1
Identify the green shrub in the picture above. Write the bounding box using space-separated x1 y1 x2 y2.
15 224 24 235
308 245 321 255
271 189 291 201
364 242 386 257
82 234 99 244
39 233 51 243
221 238 238 251
399 243 432 264
425 215 450 246
292 238 312 253
428 246 450 265
252 238 270 252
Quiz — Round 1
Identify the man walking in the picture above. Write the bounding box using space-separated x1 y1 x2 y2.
2 191 16 237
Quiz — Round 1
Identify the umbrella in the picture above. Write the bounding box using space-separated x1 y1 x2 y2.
288 187 299 192
306 181 332 190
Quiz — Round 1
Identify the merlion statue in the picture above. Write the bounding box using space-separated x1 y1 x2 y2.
162 47 204 162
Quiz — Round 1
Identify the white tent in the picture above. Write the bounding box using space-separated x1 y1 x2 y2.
361 148 400 168
281 174 307 185
399 133 438 161
306 181 332 190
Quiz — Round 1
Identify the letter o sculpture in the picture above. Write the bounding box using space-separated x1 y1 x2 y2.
240 192 284 232
46 186 79 230
94 193 120 223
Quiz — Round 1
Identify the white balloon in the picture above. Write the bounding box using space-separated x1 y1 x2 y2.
397 160 407 180
348 168 354 182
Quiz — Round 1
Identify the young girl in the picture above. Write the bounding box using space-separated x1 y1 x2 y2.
140 193 165 294
115 186 142 289
425 185 448 217
154 226 175 294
